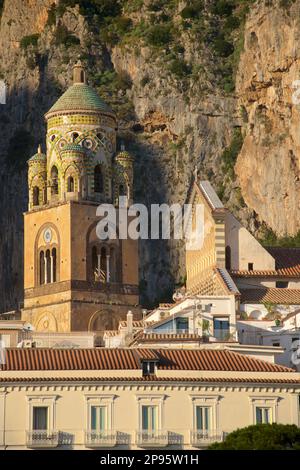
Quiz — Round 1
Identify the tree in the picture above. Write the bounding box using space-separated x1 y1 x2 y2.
208 424 300 450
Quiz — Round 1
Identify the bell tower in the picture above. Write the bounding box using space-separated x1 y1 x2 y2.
22 63 140 334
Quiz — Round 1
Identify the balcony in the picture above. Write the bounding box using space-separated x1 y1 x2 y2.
136 430 169 448
26 430 59 448
190 430 224 447
85 430 117 448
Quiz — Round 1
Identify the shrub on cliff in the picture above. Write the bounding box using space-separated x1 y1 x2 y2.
145 23 173 47
20 34 40 50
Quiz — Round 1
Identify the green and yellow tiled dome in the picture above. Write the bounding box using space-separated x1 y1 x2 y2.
46 83 112 118
28 145 46 163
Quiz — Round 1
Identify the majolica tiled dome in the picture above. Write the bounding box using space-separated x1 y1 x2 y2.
115 150 134 161
28 145 46 163
46 83 112 116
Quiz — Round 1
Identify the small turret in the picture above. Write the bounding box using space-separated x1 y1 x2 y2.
28 145 47 210
114 143 134 205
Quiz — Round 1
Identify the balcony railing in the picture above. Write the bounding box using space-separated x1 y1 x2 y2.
26 430 59 448
85 430 117 448
190 430 224 447
136 430 169 448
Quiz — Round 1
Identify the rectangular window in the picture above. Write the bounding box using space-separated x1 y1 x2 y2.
142 405 158 431
33 406 48 431
256 407 272 424
176 317 189 332
248 263 254 271
213 317 230 341
91 406 107 431
276 281 288 288
196 406 211 431
142 361 155 376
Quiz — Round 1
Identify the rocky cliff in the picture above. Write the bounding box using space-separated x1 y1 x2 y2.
0 0 299 311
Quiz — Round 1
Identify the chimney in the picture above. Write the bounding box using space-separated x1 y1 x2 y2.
127 310 133 336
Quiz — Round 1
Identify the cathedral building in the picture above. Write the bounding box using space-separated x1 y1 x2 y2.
21 62 140 334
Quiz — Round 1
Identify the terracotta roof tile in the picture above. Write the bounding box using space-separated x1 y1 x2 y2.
241 288 300 304
231 247 300 278
0 376 298 384
0 348 294 373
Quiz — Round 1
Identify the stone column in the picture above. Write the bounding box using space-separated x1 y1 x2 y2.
97 254 101 279
44 257 48 284
106 255 110 283
50 254 54 283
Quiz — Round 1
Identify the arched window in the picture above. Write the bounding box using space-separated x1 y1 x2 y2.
39 251 45 285
52 247 57 282
80 70 85 83
33 186 39 206
225 245 231 270
67 176 74 192
100 247 107 282
110 247 116 282
92 246 98 276
71 132 79 142
51 166 59 195
94 165 103 193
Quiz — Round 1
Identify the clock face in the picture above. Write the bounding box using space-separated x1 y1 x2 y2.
44 228 52 244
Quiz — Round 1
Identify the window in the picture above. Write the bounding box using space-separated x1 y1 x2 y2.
272 341 280 347
94 165 103 193
142 405 158 431
225 245 231 270
51 166 59 195
196 406 211 431
67 176 74 192
248 263 254 271
250 397 278 424
71 132 79 142
33 406 48 431
39 251 45 285
142 361 156 376
213 317 230 341
91 406 107 431
276 281 288 288
176 317 189 332
33 186 39 206
255 407 272 424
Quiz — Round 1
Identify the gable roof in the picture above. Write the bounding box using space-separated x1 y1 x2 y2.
1 348 294 373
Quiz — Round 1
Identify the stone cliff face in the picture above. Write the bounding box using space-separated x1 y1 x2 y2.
0 0 299 311
236 0 300 236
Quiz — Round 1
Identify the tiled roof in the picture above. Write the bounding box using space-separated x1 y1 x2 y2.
231 247 300 278
119 320 145 329
133 333 201 343
28 152 46 162
0 376 298 384
1 348 293 373
198 181 224 210
45 83 113 117
241 288 300 304
215 268 240 295
103 330 119 338
116 151 134 161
